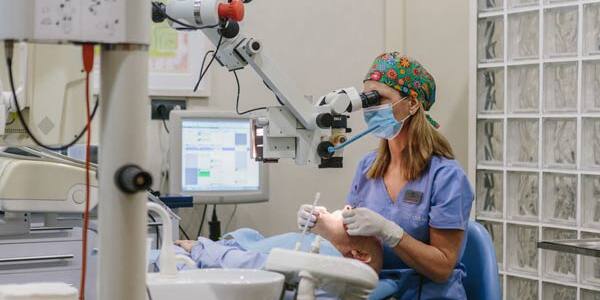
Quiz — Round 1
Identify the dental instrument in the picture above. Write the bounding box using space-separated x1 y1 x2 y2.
295 192 321 251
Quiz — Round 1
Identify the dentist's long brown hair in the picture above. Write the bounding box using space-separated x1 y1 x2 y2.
367 104 454 181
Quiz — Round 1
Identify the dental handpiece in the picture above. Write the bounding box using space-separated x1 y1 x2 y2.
295 192 321 251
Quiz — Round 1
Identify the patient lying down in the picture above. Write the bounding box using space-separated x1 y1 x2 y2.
173 208 383 274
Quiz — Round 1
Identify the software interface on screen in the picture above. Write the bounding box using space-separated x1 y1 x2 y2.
181 118 260 192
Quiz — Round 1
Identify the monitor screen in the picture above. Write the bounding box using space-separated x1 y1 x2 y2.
180 118 260 193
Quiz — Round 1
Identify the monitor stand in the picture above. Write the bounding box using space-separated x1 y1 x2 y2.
209 205 221 241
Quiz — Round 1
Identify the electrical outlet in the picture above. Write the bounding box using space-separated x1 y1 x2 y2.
151 99 186 120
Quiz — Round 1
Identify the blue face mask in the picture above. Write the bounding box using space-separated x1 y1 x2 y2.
362 100 410 140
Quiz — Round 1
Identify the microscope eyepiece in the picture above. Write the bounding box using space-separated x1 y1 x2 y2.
360 90 381 108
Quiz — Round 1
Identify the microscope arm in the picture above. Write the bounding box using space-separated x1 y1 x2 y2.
159 0 377 166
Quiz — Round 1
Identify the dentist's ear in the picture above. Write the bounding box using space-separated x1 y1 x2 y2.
350 249 372 264
408 96 420 116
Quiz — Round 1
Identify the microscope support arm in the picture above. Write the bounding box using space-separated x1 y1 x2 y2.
159 0 380 167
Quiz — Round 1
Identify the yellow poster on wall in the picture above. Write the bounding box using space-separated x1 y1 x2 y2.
149 1 190 74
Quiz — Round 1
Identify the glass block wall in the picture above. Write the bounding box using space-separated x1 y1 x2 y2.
473 0 600 299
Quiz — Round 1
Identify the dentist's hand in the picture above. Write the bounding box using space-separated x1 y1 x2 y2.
297 204 328 230
342 207 405 247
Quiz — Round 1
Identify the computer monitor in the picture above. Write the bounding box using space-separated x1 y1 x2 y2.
169 111 268 204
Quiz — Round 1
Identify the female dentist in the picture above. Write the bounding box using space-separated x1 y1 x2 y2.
298 53 474 300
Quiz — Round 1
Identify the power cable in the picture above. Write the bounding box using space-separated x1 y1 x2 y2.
197 204 208 238
5 42 99 152
234 70 266 115
193 36 223 92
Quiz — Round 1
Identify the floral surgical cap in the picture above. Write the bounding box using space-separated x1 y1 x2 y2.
365 53 439 128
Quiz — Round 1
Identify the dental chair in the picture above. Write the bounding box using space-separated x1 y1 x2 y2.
461 220 501 300
369 220 501 300
146 202 378 300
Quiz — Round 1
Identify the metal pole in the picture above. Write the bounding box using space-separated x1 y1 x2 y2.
98 44 149 300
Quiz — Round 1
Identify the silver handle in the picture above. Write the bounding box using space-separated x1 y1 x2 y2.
31 227 74 232
0 254 75 264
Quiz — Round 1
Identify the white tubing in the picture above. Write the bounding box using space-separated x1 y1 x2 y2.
175 255 197 269
148 200 196 273
147 202 178 277
296 271 317 300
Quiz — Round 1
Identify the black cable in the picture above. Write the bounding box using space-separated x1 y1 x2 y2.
146 285 154 300
417 275 424 300
5 57 99 151
234 71 267 115
193 35 224 92
156 104 171 134
152 2 220 30
201 50 215 66
179 225 191 240
146 189 189 240
148 188 160 197
262 80 285 106
161 118 170 134
197 204 208 238
148 214 161 249
191 49 215 91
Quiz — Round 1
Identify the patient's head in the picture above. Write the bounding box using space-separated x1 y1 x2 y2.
312 207 383 273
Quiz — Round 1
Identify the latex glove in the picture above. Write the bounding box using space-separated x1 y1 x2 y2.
342 207 405 247
297 204 328 230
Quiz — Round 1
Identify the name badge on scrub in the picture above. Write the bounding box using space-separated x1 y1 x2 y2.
404 190 423 204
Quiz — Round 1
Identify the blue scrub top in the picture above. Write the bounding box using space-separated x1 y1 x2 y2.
346 152 474 300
